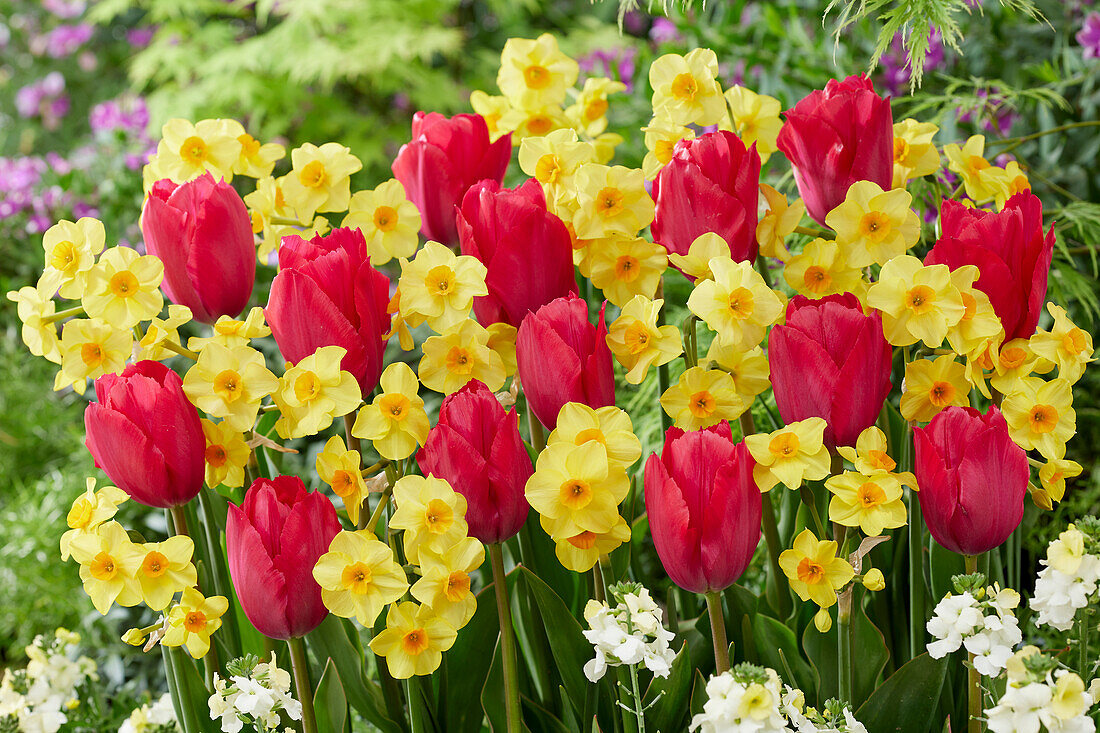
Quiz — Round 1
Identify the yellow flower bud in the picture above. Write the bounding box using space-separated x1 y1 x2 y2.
862 568 886 592
814 607 833 633
122 628 147 646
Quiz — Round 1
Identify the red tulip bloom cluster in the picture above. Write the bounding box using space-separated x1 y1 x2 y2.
457 179 577 327
769 293 893 449
644 423 761 594
652 130 762 263
392 112 511 247
84 360 205 508
227 476 342 639
418 380 533 543
516 295 615 430
776 75 893 226
915 406 1028 556
925 192 1055 341
141 174 255 324
266 227 390 393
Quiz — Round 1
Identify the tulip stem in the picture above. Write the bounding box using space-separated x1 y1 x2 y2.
593 558 607 604
41 305 85 324
837 589 853 705
490 544 522 733
681 315 699 369
964 555 981 733
705 592 729 674
288 636 318 733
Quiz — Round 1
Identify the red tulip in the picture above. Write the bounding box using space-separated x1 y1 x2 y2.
226 476 341 639
925 192 1055 342
391 112 511 247
776 75 893 226
914 406 1028 556
768 293 893 449
417 380 532 543
265 227 390 393
515 294 615 430
644 423 761 594
457 179 578 327
141 174 255 324
84 361 204 508
651 130 762 263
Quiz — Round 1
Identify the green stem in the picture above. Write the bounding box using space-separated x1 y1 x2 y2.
288 636 318 733
793 225 833 239
682 316 699 369
365 485 393 536
197 491 241 658
901 406 924 662
705 592 729 674
798 485 827 539
761 492 791 619
593 559 607 605
964 555 980 733
837 599 852 705
655 277 672 434
160 339 200 361
405 678 427 733
526 402 546 453
41 305 85 324
985 119 1100 147
490 544 522 733
628 664 647 733
169 505 218 686
1079 613 1091 679
162 646 201 733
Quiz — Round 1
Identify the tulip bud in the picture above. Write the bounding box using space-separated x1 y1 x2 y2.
925 192 1055 342
862 568 886 592
265 227 391 394
84 360 204 508
769 293 893 449
814 608 833 633
392 111 512 246
652 130 762 263
644 423 761 594
776 75 893 225
914 405 1028 556
141 174 255 323
226 476 341 639
516 295 615 430
457 179 578 327
417 380 533 543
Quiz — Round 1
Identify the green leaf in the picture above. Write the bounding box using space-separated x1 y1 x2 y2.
643 642 693 733
481 637 507 733
802 602 890 707
753 613 815 697
444 583 504 733
689 668 708 718
308 616 402 733
856 653 948 733
313 659 347 733
929 542 967 602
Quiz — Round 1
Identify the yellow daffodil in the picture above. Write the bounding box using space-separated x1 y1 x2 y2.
566 76 626 137
470 90 513 142
418 319 505 395
945 269 1003 357
591 132 623 164
649 49 726 126
587 234 668 306
159 118 243 183
398 241 488 333
572 164 654 240
660 366 744 430
342 179 422 265
547 403 642 469
81 247 164 329
281 142 362 217
866 256 966 349
891 119 940 189
369 601 458 679
315 435 370 526
779 529 855 608
497 33 579 110
702 342 771 402
55 318 132 394
782 238 866 300
1029 303 1094 384
605 295 683 384
390 476 469 565
182 343 279 432
136 304 193 361
989 338 1052 395
67 521 142 614
486 322 518 378
7 283 62 363
200 419 250 489
756 185 805 260
411 537 485 629
525 441 628 539
245 176 329 262
1001 376 1076 460
518 129 596 210
60 478 128 561
162 587 229 659
996 160 1031 208
641 117 695 180
1038 458 1083 504
552 515 631 572
962 337 1002 400
352 362 430 460
123 536 198 611
899 354 971 423
187 307 271 352
944 135 1009 206
272 345 361 439
227 123 285 179
497 104 569 144
39 217 105 299
746 417 831 492
723 86 782 162
825 181 920 268
687 257 784 351
836 427 917 488
313 530 409 628
826 472 907 537
668 232 729 282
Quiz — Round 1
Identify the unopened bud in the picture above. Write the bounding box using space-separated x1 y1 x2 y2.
814 607 833 633
862 568 885 592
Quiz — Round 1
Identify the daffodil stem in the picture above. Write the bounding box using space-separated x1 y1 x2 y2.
160 339 199 361
837 603 852 705
162 646 200 733
490 544 522 733
902 407 925 663
793 225 833 240
269 215 311 227
288 636 318 733
41 305 85 324
705 592 729 674
593 558 607 604
798 485 827 539
365 486 392 536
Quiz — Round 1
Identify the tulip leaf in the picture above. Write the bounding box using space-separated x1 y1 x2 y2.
308 616 402 733
855 653 947 733
480 636 507 733
689 668 708 717
802 601 889 707
521 695 571 733
928 541 967 602
313 658 348 733
643 642 693 733
753 613 815 697
445 583 507 733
